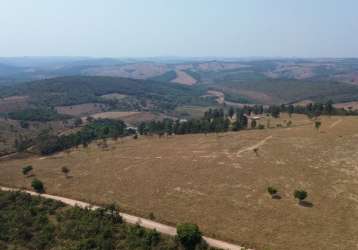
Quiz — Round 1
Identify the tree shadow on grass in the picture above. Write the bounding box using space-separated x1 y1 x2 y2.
299 200 314 208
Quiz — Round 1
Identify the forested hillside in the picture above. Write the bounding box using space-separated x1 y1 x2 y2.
0 76 214 113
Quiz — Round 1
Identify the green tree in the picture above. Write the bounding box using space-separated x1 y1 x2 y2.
288 104 294 117
315 121 321 131
32 179 45 193
22 165 33 176
294 190 307 203
325 100 334 116
267 186 277 198
61 166 70 178
176 223 202 250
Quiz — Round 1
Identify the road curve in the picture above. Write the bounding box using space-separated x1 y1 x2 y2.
0 186 251 250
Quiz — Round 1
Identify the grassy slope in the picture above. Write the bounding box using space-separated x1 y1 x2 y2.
1 114 358 250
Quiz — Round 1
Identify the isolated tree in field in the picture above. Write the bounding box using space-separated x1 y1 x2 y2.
253 147 259 156
22 165 33 176
31 179 44 193
61 166 70 178
325 100 334 116
176 223 202 250
294 190 307 203
288 104 294 117
267 186 278 198
315 121 321 131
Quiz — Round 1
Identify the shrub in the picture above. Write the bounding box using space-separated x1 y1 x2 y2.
176 223 202 250
22 165 33 176
315 121 321 131
294 190 307 202
32 179 45 193
267 186 277 196
258 124 265 129
149 212 155 220
61 166 70 177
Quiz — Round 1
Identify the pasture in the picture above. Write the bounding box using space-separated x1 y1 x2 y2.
1 114 358 250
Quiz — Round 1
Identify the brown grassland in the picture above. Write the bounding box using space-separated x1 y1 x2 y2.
0 114 358 250
55 103 108 116
88 111 170 125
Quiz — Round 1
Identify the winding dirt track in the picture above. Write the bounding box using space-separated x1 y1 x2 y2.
0 186 251 250
236 135 273 157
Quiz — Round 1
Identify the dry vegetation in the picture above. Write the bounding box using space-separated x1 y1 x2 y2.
55 103 108 116
0 118 68 155
171 70 197 85
1 114 358 250
88 111 171 125
0 95 29 113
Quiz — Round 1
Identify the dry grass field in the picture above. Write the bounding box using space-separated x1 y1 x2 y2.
1 114 358 250
0 95 29 113
88 111 171 125
171 70 197 85
55 103 108 116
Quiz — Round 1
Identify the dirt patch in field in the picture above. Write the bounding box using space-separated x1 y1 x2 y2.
171 70 197 85
1 115 358 250
83 63 168 79
0 95 29 113
100 93 128 100
88 111 170 125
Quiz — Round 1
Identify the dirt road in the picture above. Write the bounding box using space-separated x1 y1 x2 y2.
0 186 250 250
236 135 273 157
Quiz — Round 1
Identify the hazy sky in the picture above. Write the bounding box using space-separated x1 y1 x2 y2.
1 0 357 58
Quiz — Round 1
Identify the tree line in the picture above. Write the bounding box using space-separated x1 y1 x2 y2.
36 119 130 155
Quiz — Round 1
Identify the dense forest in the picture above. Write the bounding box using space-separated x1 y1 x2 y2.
6 108 72 122
0 191 215 250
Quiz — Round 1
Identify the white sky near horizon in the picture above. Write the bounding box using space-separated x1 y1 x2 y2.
0 0 357 58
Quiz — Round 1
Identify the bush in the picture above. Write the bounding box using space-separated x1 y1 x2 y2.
294 190 307 202
315 121 321 130
32 179 45 193
22 165 33 176
267 186 277 196
61 166 70 177
258 124 265 129
176 223 202 250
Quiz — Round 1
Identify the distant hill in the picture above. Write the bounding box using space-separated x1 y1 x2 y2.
0 76 213 113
